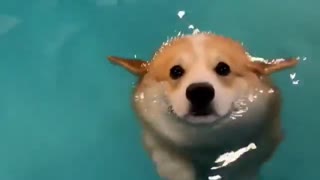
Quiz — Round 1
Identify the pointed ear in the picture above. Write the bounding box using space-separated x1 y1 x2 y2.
107 56 149 76
247 58 298 76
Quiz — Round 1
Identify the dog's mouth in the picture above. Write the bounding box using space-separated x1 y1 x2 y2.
189 105 214 116
168 105 235 125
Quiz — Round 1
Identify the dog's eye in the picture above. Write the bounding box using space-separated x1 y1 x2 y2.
170 65 185 79
215 62 231 76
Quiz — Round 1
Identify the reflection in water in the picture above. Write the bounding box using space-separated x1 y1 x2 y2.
209 175 222 180
0 15 21 36
290 73 300 85
177 10 186 19
208 143 257 180
213 143 257 169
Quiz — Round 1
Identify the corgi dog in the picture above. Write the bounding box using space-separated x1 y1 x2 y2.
107 33 297 180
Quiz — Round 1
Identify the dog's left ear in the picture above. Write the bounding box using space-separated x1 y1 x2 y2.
247 58 298 76
107 56 149 76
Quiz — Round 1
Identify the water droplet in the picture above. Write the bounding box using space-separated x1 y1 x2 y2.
248 94 254 102
208 175 222 180
290 73 296 80
192 28 200 34
177 10 185 19
292 80 300 85
268 89 274 93
188 25 194 29
137 92 144 100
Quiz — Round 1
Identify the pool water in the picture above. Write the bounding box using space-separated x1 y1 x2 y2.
0 0 319 179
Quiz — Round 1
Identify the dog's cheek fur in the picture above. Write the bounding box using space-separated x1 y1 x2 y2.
134 79 190 144
168 64 217 117
213 77 249 116
134 80 169 122
213 82 236 116
168 85 189 117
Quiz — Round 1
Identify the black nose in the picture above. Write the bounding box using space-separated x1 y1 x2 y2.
186 83 215 107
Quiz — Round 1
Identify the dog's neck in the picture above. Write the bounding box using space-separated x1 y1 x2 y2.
143 122 271 179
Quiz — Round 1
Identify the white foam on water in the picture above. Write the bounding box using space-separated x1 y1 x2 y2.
290 73 296 80
292 80 300 85
268 89 275 93
177 10 186 19
211 143 257 170
188 25 194 29
289 72 301 86
192 28 200 34
208 175 222 180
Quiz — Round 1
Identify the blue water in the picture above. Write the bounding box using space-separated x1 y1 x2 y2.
0 0 319 179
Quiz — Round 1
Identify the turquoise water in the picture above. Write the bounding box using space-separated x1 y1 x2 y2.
0 0 319 179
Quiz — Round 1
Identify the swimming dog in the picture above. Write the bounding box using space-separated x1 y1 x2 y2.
107 33 297 180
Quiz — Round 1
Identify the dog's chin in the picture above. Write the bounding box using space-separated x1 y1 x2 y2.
183 114 223 124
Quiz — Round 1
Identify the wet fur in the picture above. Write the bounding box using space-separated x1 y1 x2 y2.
107 33 297 180
135 75 281 180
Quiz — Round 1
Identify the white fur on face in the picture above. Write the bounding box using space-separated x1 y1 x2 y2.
168 62 240 124
135 80 193 144
134 76 270 146
167 35 245 124
133 34 274 146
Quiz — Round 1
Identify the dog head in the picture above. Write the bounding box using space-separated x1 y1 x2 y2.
108 33 297 146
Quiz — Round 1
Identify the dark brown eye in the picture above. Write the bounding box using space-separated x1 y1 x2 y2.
215 62 231 76
170 65 185 79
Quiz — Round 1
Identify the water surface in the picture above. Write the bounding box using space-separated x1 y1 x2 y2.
0 0 319 179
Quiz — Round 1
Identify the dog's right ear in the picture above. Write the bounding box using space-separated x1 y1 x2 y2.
247 58 298 76
107 56 149 76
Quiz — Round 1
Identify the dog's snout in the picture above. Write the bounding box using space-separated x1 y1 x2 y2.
186 83 215 107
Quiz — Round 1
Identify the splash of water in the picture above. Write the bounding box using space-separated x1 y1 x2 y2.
211 143 257 170
208 175 222 180
177 10 186 19
188 25 194 29
268 88 274 93
230 98 250 120
208 143 257 180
